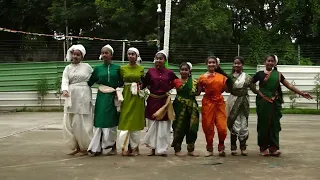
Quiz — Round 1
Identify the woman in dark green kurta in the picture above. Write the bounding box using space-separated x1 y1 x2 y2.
87 44 122 156
118 47 145 156
172 62 200 157
251 54 312 157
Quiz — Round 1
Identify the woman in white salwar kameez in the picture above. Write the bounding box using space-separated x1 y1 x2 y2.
62 44 93 155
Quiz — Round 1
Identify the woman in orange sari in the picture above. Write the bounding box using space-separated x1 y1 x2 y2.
197 56 232 157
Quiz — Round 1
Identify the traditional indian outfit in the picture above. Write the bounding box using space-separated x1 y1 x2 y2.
62 45 93 153
87 62 122 154
252 70 285 154
142 67 179 155
172 76 199 153
198 72 227 154
118 63 145 155
226 72 253 153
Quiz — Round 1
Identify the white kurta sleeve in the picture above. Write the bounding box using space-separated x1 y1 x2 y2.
61 66 70 92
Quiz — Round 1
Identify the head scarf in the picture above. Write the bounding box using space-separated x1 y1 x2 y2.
154 50 168 63
127 47 142 65
216 57 220 65
99 44 114 60
274 54 279 64
186 62 192 70
65 44 86 62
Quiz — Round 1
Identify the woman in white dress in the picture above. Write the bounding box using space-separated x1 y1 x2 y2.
61 44 93 155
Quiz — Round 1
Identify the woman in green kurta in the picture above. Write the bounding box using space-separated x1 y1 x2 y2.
87 44 122 156
172 62 200 157
251 54 312 157
118 47 145 156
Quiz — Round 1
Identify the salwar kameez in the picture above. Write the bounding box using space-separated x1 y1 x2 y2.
198 72 227 153
118 64 145 154
172 77 199 153
253 70 284 153
61 63 93 152
226 72 252 152
87 63 122 154
142 67 178 154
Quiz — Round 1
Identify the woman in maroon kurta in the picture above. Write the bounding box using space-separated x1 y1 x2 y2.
142 50 180 156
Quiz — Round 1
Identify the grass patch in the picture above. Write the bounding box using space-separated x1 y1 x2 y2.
198 107 320 115
14 107 63 112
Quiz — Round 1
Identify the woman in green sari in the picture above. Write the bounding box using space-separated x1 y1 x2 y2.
251 55 312 157
172 62 200 157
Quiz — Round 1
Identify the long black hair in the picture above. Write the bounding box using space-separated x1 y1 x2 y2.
206 56 233 90
232 56 245 74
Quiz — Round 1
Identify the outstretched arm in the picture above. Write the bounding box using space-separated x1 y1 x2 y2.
282 79 312 99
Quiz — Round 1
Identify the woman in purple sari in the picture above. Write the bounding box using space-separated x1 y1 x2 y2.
142 50 181 156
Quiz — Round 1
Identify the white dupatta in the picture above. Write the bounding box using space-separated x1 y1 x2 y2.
226 72 246 116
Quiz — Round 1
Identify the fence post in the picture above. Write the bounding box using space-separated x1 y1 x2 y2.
298 44 301 65
63 41 66 61
122 41 126 63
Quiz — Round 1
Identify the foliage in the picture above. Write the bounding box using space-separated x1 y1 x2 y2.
313 73 320 109
299 57 313 65
1 0 320 64
36 76 50 109
287 80 298 109
54 76 63 108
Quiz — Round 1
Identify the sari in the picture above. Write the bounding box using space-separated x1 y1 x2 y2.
172 77 199 152
199 72 227 152
256 70 283 151
226 72 252 151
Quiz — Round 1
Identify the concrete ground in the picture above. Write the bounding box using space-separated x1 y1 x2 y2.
0 112 319 180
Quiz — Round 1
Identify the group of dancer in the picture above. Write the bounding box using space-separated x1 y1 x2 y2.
61 44 312 158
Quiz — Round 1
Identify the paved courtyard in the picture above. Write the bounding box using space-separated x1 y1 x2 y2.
0 112 319 180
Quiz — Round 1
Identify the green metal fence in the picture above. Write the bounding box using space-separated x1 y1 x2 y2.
0 60 257 92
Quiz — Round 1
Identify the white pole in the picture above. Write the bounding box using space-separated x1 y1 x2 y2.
63 41 66 61
163 0 172 58
122 41 126 63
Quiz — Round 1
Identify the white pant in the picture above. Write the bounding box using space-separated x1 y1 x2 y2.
87 127 117 153
143 119 171 154
63 113 93 151
118 130 140 151
231 114 249 141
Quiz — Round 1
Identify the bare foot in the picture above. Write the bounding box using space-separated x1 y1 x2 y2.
121 150 130 156
219 151 226 157
160 153 168 157
241 150 248 156
231 150 237 156
147 149 156 156
175 151 186 157
259 150 269 156
188 151 200 157
204 151 213 157
78 150 88 156
67 149 80 155
106 149 117 156
129 149 140 156
270 150 281 157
